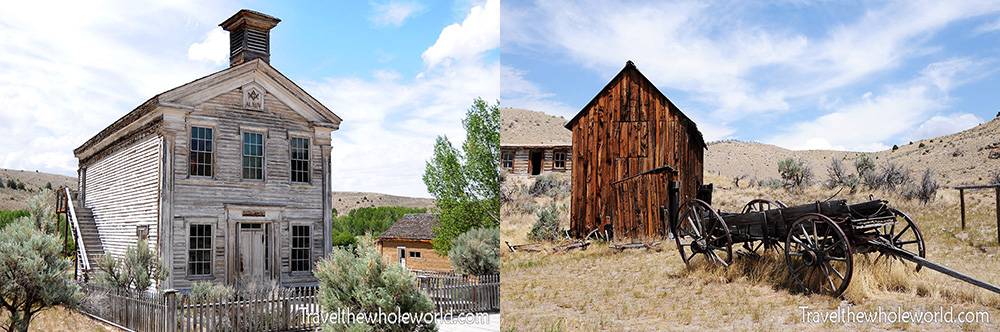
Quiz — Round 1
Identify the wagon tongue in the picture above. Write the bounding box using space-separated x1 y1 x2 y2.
872 239 1000 295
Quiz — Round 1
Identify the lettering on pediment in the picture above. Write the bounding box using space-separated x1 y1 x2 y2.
243 84 265 110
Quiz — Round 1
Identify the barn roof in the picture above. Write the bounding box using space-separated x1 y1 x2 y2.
500 108 572 147
564 61 705 149
379 213 440 241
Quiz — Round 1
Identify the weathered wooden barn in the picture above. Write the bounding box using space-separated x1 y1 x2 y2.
376 214 453 272
566 61 706 239
69 10 342 290
500 108 573 175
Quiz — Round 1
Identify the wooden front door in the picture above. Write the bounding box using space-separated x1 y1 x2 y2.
239 223 268 282
397 247 406 268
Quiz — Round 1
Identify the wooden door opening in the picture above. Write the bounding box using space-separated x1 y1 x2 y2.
530 151 543 175
239 223 269 282
397 247 406 268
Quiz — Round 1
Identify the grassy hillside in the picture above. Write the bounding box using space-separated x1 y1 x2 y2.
0 168 76 210
705 117 1000 189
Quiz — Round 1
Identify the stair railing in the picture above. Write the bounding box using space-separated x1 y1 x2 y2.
61 187 91 271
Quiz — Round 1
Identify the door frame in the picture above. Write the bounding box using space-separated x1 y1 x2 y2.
397 247 406 268
225 204 284 285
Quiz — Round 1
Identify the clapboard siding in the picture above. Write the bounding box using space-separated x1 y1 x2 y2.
85 135 161 258
567 62 705 239
168 89 326 286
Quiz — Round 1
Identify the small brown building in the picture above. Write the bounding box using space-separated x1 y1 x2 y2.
566 61 706 239
377 214 453 272
500 108 572 175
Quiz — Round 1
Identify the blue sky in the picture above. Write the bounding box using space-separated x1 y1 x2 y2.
0 0 498 198
501 0 1000 152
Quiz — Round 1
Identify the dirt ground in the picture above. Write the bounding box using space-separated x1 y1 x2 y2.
0 306 112 332
501 173 1000 331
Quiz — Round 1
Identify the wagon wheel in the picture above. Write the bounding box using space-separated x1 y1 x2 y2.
739 199 780 254
873 208 926 272
675 199 733 268
741 198 779 214
785 213 853 296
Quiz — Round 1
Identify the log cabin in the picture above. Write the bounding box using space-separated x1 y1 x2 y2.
566 61 706 240
70 9 342 290
500 108 573 175
376 214 453 272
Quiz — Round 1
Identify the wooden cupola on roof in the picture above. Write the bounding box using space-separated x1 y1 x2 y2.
220 9 281 67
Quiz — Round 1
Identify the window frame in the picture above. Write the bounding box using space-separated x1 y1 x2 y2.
501 151 514 169
290 224 312 273
554 151 566 169
241 131 265 181
188 126 216 178
408 251 421 258
289 136 311 184
187 223 214 278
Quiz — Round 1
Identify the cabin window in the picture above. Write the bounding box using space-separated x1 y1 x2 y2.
189 127 213 177
290 137 310 183
290 225 311 272
502 152 514 169
242 132 264 180
188 224 212 276
554 152 566 168
408 251 421 258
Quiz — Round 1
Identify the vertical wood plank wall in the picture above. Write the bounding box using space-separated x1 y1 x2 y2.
569 66 705 239
85 136 162 258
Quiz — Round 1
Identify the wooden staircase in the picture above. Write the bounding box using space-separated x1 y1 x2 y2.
72 204 105 266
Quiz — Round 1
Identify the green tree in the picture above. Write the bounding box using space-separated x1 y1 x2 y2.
315 243 435 332
95 239 168 291
449 228 500 276
0 192 80 332
423 99 500 254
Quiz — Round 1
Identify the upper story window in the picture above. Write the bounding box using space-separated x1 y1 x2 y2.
189 127 214 177
290 137 310 183
242 132 264 180
554 152 566 168
501 152 514 169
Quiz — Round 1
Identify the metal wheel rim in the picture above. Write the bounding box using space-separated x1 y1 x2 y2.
785 213 853 296
675 199 733 268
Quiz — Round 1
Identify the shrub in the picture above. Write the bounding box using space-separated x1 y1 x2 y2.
449 227 501 275
96 239 168 291
44 182 52 190
332 206 427 238
529 173 570 198
919 142 925 148
0 193 80 332
315 243 435 332
854 154 876 176
528 202 563 242
843 175 860 193
825 157 847 189
15 181 24 191
908 168 939 204
777 157 812 188
190 281 234 302
880 162 910 192
0 210 29 230
892 145 898 151
5 179 15 189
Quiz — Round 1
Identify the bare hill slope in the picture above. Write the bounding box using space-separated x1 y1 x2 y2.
0 168 76 210
500 108 571 146
331 191 435 216
706 117 1000 187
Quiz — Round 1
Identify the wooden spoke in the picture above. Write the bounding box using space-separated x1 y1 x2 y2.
785 213 853 296
675 199 732 268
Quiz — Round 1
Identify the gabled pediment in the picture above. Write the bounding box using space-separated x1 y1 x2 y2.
159 58 341 128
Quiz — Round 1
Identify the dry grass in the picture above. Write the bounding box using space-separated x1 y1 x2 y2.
0 306 111 331
501 176 1000 331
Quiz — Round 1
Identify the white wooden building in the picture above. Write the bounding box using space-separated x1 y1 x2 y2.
71 9 342 290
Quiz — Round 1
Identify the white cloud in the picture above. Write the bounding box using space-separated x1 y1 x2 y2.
501 0 1000 145
187 27 228 65
422 0 498 68
910 113 984 141
766 58 983 151
974 17 1000 34
370 1 424 27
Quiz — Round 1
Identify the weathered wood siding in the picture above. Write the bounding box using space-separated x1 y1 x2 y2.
84 135 162 258
167 89 327 289
379 239 453 272
503 147 573 175
569 63 705 239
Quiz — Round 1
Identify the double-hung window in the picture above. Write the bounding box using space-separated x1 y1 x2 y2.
290 137 310 183
188 224 212 276
290 225 311 272
242 132 264 180
189 127 213 177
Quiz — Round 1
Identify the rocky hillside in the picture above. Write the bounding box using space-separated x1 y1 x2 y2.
706 117 1000 188
500 108 572 146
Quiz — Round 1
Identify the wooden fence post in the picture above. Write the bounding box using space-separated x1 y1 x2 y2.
164 289 177 332
960 188 966 230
